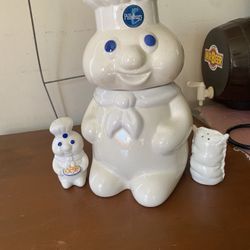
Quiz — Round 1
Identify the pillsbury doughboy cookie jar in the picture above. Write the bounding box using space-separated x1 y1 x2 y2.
82 0 193 207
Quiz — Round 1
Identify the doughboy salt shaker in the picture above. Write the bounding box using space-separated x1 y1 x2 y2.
190 126 229 186
81 0 193 207
50 117 89 189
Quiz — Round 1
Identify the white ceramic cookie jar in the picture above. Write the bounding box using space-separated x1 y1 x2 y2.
82 0 193 207
50 117 89 189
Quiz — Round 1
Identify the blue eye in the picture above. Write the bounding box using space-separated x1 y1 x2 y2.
144 34 157 47
70 140 75 145
63 133 68 139
105 40 117 53
58 142 62 147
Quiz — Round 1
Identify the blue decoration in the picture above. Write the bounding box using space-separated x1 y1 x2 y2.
105 40 117 53
58 142 62 147
63 133 68 139
70 140 75 145
123 5 144 28
144 34 157 47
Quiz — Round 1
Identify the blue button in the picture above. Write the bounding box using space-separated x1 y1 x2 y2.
70 140 75 145
58 142 62 147
62 133 68 139
123 5 144 28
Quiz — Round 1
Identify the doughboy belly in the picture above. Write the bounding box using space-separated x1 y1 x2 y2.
93 105 188 180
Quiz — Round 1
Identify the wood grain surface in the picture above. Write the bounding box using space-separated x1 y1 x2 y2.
0 126 249 250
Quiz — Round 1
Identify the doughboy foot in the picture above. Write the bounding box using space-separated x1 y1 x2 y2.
190 169 224 186
89 159 126 197
74 171 87 187
130 172 182 207
60 180 72 189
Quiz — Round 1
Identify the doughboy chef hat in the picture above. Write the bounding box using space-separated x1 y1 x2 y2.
84 0 159 31
50 117 73 137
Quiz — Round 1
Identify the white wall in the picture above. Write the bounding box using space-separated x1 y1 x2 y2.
0 0 249 135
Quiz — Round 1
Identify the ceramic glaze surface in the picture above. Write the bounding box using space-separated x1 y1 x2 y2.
190 127 229 186
82 0 193 207
50 117 89 189
83 25 184 91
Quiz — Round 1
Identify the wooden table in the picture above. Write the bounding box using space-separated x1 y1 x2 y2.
0 126 250 250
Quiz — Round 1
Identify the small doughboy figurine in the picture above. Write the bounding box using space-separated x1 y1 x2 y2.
50 117 89 189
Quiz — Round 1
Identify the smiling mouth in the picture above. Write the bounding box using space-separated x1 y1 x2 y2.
117 72 151 86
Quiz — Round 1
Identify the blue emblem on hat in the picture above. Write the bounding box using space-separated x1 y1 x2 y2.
123 5 144 28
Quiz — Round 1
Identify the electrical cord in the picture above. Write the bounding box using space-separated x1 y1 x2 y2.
226 124 250 150
28 0 85 118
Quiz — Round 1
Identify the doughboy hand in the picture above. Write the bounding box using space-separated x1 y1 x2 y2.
152 126 178 155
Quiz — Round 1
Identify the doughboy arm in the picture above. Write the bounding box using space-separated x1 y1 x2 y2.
81 99 99 144
80 153 89 172
152 95 193 155
52 159 63 176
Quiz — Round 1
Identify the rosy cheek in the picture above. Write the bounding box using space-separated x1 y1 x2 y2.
151 55 170 74
152 59 167 70
91 59 110 75
53 147 61 155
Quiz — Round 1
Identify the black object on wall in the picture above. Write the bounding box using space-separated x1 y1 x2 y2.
202 18 250 110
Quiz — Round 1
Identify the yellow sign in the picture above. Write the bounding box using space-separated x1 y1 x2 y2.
204 45 224 71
